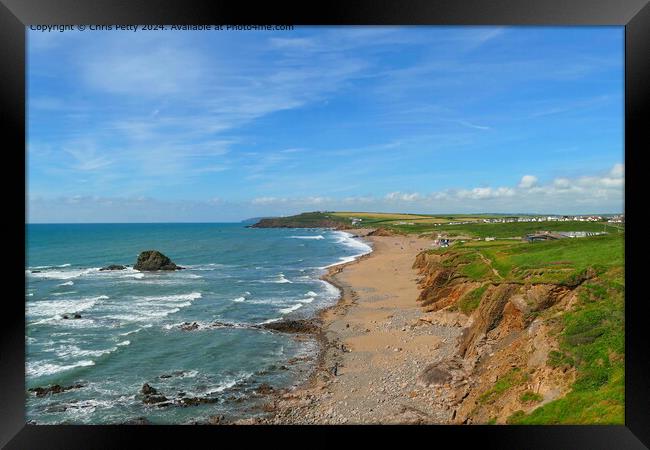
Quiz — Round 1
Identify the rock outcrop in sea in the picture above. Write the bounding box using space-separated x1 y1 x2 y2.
100 264 126 271
260 318 321 334
29 383 84 397
133 250 183 271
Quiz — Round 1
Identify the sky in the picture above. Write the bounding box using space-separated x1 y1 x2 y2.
27 26 624 223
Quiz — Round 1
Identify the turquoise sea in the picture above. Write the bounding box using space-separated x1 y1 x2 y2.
25 223 371 424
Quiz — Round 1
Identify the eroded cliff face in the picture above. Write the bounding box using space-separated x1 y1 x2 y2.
412 251 582 424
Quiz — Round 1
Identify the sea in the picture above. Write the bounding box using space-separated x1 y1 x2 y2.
25 223 372 424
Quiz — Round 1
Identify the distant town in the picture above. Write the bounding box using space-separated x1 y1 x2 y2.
372 214 625 227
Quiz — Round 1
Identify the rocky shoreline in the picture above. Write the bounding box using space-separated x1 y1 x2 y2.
241 228 581 425
232 229 467 425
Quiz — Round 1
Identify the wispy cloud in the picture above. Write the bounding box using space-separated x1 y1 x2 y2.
27 26 624 221
63 140 112 171
456 120 491 131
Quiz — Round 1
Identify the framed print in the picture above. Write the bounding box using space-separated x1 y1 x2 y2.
2 0 649 448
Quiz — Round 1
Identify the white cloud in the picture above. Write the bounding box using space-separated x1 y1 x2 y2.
610 163 624 178
269 37 316 50
457 120 491 131
29 162 624 223
238 164 623 215
553 178 571 189
83 46 203 97
63 141 112 171
251 196 332 206
518 175 538 189
385 192 421 202
251 197 283 205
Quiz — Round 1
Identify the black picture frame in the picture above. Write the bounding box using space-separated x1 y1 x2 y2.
3 0 648 448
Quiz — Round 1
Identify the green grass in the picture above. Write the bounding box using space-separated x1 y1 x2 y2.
425 233 624 424
520 391 544 403
457 285 488 314
387 220 615 239
460 259 492 281
508 268 624 424
478 368 529 404
430 233 623 286
253 212 622 241
547 350 575 369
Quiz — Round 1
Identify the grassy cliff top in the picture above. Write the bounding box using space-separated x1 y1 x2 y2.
429 233 624 424
429 233 623 285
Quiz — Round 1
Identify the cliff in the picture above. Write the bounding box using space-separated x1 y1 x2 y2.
250 212 351 229
411 235 624 424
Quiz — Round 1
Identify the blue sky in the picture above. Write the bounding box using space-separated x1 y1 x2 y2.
27 26 624 222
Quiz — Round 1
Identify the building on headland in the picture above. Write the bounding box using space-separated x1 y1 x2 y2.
524 232 563 242
433 238 450 248
483 215 605 224
557 231 607 238
524 230 607 242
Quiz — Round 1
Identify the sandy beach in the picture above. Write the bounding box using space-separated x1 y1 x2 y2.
259 229 468 424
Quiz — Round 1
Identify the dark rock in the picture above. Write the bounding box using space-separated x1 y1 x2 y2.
140 383 168 406
143 395 169 405
141 383 158 395
260 318 321 334
31 270 42 274
61 313 81 319
45 405 68 413
159 374 173 379
210 321 236 328
255 383 274 395
177 396 218 407
100 264 126 271
29 383 83 397
416 364 453 387
123 417 151 425
61 314 82 320
133 250 183 271
179 322 200 331
207 415 226 425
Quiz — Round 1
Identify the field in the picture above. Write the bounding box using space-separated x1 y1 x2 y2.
432 233 624 285
331 212 499 225
383 220 619 238
253 212 622 241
